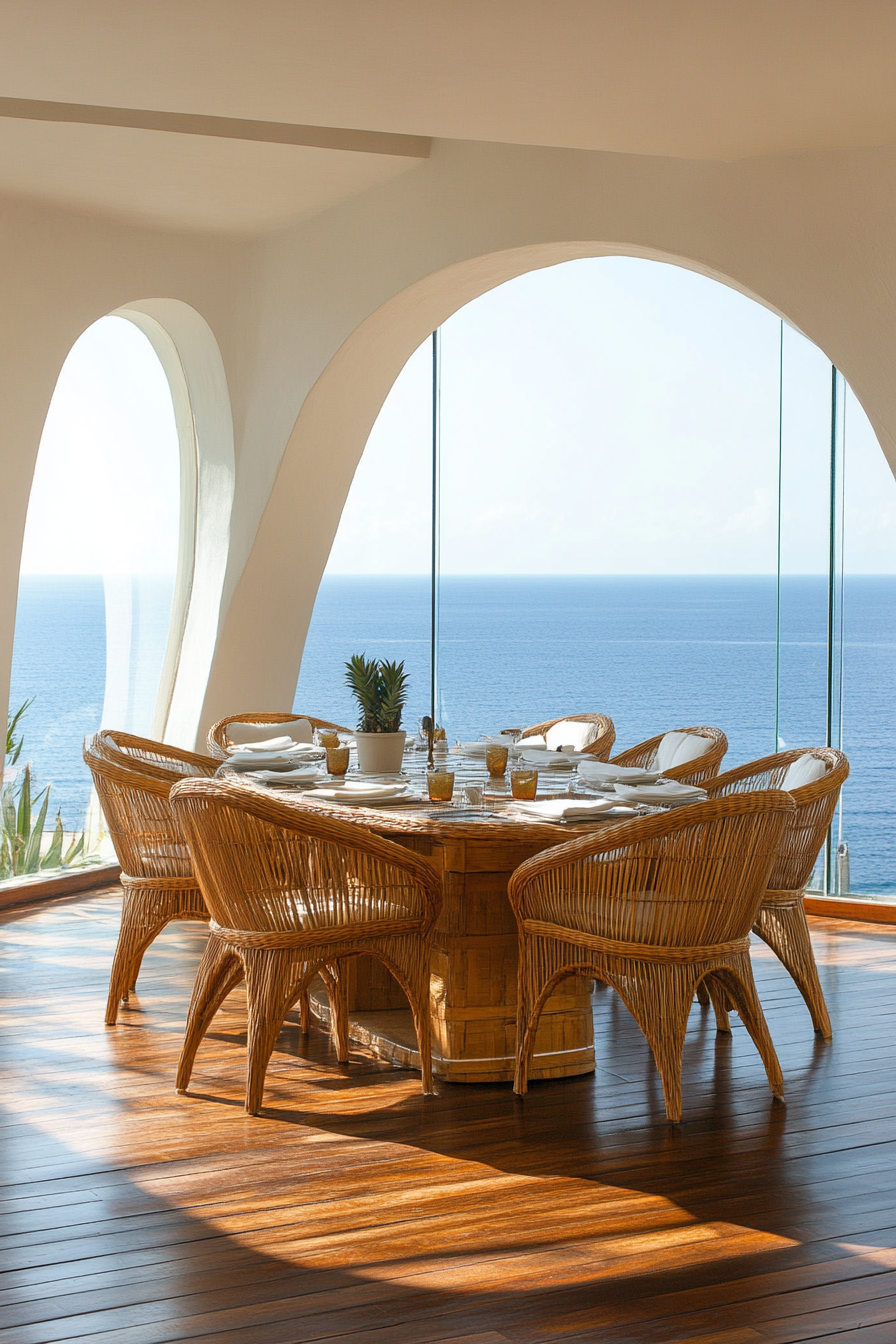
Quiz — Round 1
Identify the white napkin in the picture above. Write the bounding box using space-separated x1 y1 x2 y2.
228 735 296 754
307 782 409 804
519 749 574 769
249 767 324 786
614 781 707 807
578 761 660 785
510 798 634 822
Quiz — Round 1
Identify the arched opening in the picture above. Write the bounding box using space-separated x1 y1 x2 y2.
6 316 185 875
296 256 896 900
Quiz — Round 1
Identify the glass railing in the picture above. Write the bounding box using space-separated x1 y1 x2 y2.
297 258 896 902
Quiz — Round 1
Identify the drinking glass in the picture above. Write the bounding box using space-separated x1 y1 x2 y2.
427 770 455 802
485 744 509 777
318 729 340 748
326 746 350 777
510 769 538 800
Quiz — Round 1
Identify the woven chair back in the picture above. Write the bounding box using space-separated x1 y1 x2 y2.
706 747 849 891
207 711 351 760
94 729 218 783
508 791 795 949
170 777 442 937
518 713 616 759
610 725 728 784
83 735 194 879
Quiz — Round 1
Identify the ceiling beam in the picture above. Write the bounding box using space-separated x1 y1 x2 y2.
0 96 431 159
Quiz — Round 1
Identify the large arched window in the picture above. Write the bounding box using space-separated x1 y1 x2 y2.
9 316 182 857
297 256 896 902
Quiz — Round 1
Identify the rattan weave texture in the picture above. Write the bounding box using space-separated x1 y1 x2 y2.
518 713 616 760
207 711 351 761
508 790 795 1122
704 747 849 1037
83 733 213 1025
609 725 728 785
169 776 444 1114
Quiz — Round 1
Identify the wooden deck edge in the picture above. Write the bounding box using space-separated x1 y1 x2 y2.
0 862 121 911
804 893 896 924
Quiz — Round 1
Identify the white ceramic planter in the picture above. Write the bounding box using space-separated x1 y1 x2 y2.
354 730 407 774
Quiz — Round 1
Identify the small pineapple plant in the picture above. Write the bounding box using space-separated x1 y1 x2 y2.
344 654 409 773
344 654 408 732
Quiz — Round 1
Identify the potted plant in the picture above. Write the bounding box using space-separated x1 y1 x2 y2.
345 654 409 774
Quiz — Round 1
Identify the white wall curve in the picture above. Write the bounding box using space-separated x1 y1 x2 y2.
116 299 235 748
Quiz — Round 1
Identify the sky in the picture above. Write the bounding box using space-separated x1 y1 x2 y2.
19 257 896 578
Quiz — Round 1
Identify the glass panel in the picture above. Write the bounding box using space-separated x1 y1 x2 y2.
834 386 896 899
436 258 782 756
6 316 180 878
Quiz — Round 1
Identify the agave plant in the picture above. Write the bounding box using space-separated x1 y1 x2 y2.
1 700 88 880
0 763 86 879
344 654 408 733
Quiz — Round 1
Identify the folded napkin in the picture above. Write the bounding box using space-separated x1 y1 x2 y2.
578 761 660 785
249 767 324 787
228 735 297 754
510 798 634 822
459 741 490 756
519 749 574 769
307 782 409 805
228 751 312 772
614 781 707 807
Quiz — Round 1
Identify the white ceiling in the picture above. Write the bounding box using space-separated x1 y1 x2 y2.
0 1 894 234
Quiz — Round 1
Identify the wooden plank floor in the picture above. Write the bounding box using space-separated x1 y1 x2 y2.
2 891 896 1343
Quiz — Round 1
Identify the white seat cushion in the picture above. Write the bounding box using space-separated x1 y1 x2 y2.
544 720 602 752
520 733 547 748
782 753 828 791
227 717 314 747
655 731 712 772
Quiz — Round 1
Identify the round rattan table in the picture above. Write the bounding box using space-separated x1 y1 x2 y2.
290 752 620 1084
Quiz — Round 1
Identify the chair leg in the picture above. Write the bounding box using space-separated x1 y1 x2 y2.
754 900 832 1038
319 964 350 1062
373 939 436 1094
620 964 695 1124
715 959 785 1101
106 894 171 1025
243 948 310 1116
513 936 545 1097
404 951 435 1095
299 988 311 1034
176 935 243 1093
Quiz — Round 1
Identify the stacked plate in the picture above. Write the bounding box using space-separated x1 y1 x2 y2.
227 739 326 772
578 760 660 786
305 781 411 807
247 766 325 788
613 781 707 808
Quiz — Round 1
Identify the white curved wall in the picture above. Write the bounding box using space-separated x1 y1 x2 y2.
2 134 896 750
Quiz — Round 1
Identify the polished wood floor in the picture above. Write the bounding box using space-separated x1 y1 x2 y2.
2 890 896 1343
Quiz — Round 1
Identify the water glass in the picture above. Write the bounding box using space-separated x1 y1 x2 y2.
318 729 340 748
510 769 538 800
326 745 350 777
463 784 484 808
485 744 509 777
427 770 455 802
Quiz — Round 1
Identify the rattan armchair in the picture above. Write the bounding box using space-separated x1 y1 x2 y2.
207 711 351 761
610 725 728 785
509 791 795 1122
83 734 213 1025
519 713 616 760
94 729 219 781
703 747 849 1037
169 776 444 1114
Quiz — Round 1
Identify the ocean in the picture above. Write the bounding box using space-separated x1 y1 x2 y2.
9 574 896 896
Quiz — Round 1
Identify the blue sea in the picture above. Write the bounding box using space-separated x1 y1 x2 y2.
9 574 896 896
